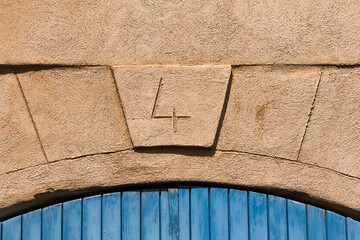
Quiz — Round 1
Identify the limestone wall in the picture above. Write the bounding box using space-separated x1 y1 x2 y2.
0 0 359 221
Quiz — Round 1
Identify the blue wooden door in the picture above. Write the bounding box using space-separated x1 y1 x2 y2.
1 187 359 239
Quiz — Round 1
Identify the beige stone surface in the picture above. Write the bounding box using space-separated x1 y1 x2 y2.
218 66 320 160
114 65 231 147
0 67 46 174
299 68 360 177
0 0 359 65
16 67 131 162
0 150 359 221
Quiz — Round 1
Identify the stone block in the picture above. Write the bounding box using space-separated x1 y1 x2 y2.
299 68 360 177
0 0 359 65
16 67 131 162
113 65 231 147
218 66 320 160
0 67 46 173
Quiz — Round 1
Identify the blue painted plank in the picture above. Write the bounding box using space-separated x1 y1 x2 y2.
141 191 160 240
179 187 190 240
229 189 248 240
102 193 121 240
307 205 326 240
169 189 179 240
160 190 171 240
287 200 306 240
268 196 287 240
210 188 228 240
22 209 41 240
347 217 360 240
326 211 346 240
2 216 21 240
0 222 2 240
191 187 209 240
42 204 62 240
122 191 140 240
62 199 82 240
83 195 102 240
249 192 268 240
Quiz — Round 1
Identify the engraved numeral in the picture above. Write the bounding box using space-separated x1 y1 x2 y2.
151 77 190 132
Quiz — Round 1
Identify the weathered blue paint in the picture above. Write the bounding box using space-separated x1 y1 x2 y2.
347 217 360 240
287 200 306 240
83 195 101 240
179 187 190 240
22 209 41 240
102 193 121 240
191 188 209 240
160 189 171 240
326 211 346 240
249 191 268 240
229 189 248 240
2 216 21 240
141 191 160 240
2 187 360 240
169 188 179 240
42 204 62 240
122 191 140 240
307 205 326 240
268 196 287 240
210 188 228 240
63 199 82 240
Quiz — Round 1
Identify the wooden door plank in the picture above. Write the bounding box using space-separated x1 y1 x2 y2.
229 189 248 240
179 187 190 240
22 209 41 240
169 189 179 240
210 188 228 240
63 199 82 240
287 200 306 240
160 189 171 240
42 204 62 240
249 192 268 240
83 195 101 240
326 211 346 240
347 217 360 240
2 216 21 240
190 187 209 240
307 205 326 240
268 196 287 240
102 193 121 240
122 191 140 240
141 191 160 240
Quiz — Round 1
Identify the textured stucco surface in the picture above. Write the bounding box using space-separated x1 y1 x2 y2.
0 65 359 221
299 68 360 177
218 66 320 160
114 65 231 147
0 0 359 65
15 66 131 162
0 0 359 222
0 150 359 221
0 68 46 174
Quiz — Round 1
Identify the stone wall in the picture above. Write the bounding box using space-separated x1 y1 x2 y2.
0 0 359 221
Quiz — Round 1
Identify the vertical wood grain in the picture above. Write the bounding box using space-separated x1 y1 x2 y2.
102 193 121 240
63 199 82 240
22 210 41 240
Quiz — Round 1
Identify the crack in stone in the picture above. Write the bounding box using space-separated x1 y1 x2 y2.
2 148 133 175
296 68 323 161
2 148 359 181
12 67 49 163
109 66 134 147
216 148 360 180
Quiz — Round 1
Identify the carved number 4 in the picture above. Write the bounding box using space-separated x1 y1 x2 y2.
151 77 190 133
